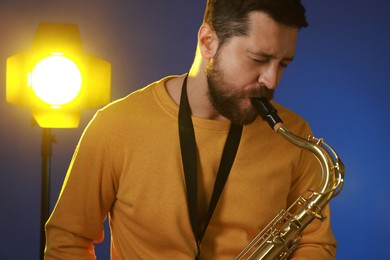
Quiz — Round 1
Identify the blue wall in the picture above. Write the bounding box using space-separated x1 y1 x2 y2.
0 0 389 259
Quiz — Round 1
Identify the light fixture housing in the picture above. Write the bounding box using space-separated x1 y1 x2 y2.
6 22 111 128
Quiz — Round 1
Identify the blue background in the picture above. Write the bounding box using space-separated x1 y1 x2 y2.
0 0 389 259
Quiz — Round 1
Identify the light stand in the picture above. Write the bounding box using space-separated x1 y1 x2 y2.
6 22 111 259
40 128 55 260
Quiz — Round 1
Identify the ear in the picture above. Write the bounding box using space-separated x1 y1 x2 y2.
198 23 219 59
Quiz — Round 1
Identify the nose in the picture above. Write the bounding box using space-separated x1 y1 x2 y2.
258 63 280 90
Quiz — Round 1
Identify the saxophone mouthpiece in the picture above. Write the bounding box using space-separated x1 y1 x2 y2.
251 97 283 131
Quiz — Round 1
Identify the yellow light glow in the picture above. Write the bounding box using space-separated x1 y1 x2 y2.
31 55 82 105
6 22 111 128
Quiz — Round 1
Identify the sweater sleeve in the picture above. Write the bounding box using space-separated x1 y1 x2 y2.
45 112 117 259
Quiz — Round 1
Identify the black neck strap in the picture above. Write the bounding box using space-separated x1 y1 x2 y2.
178 74 243 259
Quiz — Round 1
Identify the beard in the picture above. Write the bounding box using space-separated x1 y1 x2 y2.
206 56 274 125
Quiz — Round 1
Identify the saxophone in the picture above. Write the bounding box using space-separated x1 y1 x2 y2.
234 98 345 260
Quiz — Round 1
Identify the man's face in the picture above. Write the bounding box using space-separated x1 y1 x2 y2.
206 12 299 125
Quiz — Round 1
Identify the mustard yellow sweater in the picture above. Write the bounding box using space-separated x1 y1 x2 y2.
45 76 336 259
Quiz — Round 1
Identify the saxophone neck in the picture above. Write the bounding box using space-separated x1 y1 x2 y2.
251 97 344 199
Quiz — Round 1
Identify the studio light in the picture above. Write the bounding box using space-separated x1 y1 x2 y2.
5 22 111 260
6 22 111 128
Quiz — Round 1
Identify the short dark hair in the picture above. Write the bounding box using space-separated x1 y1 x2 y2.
203 0 308 46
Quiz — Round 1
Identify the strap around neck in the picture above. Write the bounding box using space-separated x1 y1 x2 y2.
178 74 243 259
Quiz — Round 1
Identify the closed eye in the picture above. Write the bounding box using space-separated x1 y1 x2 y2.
251 58 290 69
280 57 294 68
280 62 290 68
251 58 269 64
248 50 294 68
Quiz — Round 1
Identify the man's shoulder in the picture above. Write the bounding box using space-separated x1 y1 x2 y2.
101 75 177 114
272 101 312 134
273 101 304 120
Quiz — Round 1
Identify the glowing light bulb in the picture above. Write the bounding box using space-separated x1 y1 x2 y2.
31 55 82 106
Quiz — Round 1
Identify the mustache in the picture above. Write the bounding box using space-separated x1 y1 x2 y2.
244 86 274 100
